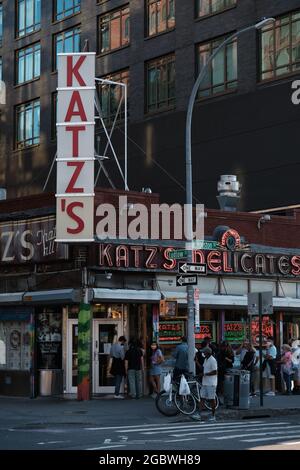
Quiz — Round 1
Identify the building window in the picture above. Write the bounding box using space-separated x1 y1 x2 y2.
53 26 81 70
147 0 175 37
16 42 40 85
196 0 236 18
98 69 129 126
260 11 300 81
99 6 130 54
0 3 3 46
196 36 237 98
15 99 40 149
146 54 175 113
16 0 41 38
54 0 81 21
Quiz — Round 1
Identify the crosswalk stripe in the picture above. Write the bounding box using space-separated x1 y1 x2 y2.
84 420 262 431
119 420 266 434
212 426 300 440
141 422 287 436
242 434 300 443
171 424 292 438
87 444 126 450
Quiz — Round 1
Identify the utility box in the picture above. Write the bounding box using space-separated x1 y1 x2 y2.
224 369 250 409
39 369 63 396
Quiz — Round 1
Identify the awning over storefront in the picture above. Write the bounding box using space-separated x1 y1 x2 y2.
0 292 24 304
161 292 300 310
22 289 81 304
93 288 161 303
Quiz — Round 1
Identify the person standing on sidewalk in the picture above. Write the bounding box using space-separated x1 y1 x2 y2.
279 344 293 395
192 347 218 422
110 336 127 399
241 342 257 396
149 342 164 398
263 337 277 396
172 336 189 381
125 338 144 399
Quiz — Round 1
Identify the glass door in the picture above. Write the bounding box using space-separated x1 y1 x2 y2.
66 319 78 394
93 320 122 394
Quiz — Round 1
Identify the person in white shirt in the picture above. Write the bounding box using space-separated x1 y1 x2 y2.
192 347 218 421
263 337 277 396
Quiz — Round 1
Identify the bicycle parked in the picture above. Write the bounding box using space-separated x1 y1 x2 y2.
155 371 219 417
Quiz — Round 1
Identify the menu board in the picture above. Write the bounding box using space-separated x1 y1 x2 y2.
36 312 62 369
194 322 216 342
159 321 184 344
224 322 246 344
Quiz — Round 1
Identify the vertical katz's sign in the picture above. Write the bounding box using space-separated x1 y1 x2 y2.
56 53 96 242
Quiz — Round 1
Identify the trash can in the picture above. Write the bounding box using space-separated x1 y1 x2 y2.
39 369 63 396
224 369 250 409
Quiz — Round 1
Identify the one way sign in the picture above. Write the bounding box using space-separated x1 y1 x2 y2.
176 275 198 286
179 262 207 275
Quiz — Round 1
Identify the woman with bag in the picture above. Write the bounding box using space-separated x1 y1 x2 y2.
149 342 164 398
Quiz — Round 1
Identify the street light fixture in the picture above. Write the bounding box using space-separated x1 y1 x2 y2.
185 17 276 373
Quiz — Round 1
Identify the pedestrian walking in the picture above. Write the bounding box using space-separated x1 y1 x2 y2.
262 336 277 396
125 338 144 399
110 335 127 399
149 342 164 398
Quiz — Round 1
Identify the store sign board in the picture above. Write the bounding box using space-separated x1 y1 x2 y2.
56 53 96 242
194 322 215 342
0 216 68 264
248 292 273 316
158 320 184 344
251 316 274 345
224 322 246 344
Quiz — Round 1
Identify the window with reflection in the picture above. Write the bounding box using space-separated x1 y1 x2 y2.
260 11 300 81
99 6 130 54
16 0 41 38
196 0 236 18
196 35 237 98
53 26 81 70
15 99 40 149
16 42 40 84
55 0 81 21
98 69 129 127
147 0 175 37
146 53 175 113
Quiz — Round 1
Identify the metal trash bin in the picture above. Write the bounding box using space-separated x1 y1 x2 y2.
39 369 63 396
224 369 250 409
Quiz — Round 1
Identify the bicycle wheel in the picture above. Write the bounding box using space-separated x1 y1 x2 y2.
155 390 179 417
174 392 196 415
203 394 219 411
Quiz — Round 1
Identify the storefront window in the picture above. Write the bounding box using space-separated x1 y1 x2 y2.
0 320 31 370
93 304 123 319
36 311 62 369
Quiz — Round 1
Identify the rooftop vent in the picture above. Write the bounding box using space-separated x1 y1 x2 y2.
217 175 241 212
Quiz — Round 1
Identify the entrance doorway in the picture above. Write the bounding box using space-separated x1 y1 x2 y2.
66 318 123 394
92 320 123 394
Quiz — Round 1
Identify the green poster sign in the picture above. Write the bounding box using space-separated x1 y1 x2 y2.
224 321 246 344
78 302 91 400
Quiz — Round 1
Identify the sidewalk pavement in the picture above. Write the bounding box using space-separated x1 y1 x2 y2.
0 393 300 428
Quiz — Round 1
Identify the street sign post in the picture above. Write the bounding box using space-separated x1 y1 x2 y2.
193 240 219 250
169 249 189 260
179 262 207 275
248 291 273 407
194 288 200 328
176 275 198 287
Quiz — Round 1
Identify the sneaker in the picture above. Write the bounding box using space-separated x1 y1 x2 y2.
208 415 216 422
265 391 275 396
114 395 124 399
150 393 157 399
190 413 202 421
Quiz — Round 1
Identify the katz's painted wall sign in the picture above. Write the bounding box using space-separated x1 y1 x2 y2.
56 52 96 242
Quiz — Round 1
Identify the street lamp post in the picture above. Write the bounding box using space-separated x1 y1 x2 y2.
185 18 275 373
